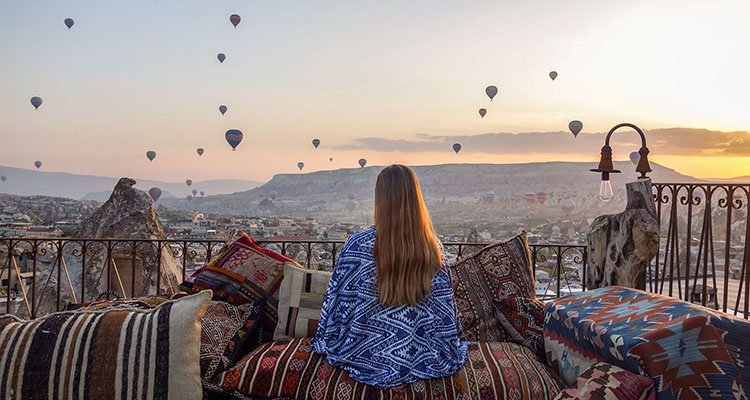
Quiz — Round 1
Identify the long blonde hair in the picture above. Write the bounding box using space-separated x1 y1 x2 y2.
373 164 442 306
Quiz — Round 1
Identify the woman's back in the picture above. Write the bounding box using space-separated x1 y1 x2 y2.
312 226 467 387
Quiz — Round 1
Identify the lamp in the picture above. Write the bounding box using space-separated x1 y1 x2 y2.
590 123 652 202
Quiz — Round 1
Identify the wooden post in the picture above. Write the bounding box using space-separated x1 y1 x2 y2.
587 179 659 290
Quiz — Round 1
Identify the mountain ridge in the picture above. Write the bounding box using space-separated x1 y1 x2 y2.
0 165 264 200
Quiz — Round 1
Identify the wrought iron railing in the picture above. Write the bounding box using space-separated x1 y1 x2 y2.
0 237 587 318
651 183 750 318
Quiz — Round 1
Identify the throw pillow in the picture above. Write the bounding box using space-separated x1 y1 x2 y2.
67 294 264 381
274 263 331 340
182 230 300 333
449 231 535 341
553 362 655 400
494 296 545 357
0 290 211 400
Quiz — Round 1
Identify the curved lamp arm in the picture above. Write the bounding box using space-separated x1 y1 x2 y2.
591 123 652 179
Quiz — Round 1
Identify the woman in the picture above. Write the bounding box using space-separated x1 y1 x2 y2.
312 164 467 387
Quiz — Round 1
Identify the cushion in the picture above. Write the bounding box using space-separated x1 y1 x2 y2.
208 338 565 400
494 296 545 356
182 230 300 332
0 290 211 400
274 263 331 340
67 295 264 381
553 362 655 400
449 231 535 341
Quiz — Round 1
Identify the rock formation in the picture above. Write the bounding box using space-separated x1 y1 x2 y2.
34 178 182 316
587 179 659 290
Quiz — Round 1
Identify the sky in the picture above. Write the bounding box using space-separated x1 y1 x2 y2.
1 0 749 182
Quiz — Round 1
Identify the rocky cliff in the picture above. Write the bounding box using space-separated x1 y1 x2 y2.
34 178 183 316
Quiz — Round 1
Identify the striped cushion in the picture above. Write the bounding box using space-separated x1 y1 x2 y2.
209 338 564 400
0 290 211 400
274 263 331 340
449 232 535 342
66 295 264 381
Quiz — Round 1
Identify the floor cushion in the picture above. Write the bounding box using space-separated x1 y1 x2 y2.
0 290 211 400
182 230 301 333
274 263 331 340
449 231 536 341
545 286 750 399
209 338 564 400
554 362 655 400
494 296 545 357
66 294 264 381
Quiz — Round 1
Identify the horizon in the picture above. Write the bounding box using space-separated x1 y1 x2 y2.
2 1 750 184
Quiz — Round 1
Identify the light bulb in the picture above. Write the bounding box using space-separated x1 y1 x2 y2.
598 179 613 202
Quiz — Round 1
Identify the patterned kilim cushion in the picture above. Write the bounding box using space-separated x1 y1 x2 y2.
554 362 655 400
274 263 331 340
449 232 535 341
0 290 211 400
182 230 301 333
200 301 264 381
494 296 545 357
208 338 565 400
545 286 750 400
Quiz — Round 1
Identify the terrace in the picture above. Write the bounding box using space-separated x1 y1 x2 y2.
1 181 748 320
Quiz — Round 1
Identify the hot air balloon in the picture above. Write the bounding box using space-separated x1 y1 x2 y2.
0 175 6 182
225 129 243 151
269 191 278 200
185 179 192 187
346 199 358 212
200 191 205 197
478 108 486 118
629 151 640 165
230 14 241 28
64 18 74 29
358 159 367 168
347 193 355 200
549 71 558 81
485 85 498 101
219 105 227 115
146 151 156 161
196 148 204 156
297 162 304 171
536 192 548 205
484 191 495 202
30 97 42 110
560 198 576 214
192 189 198 196
312 138 320 148
148 187 162 202
568 120 583 137
217 53 226 63
34 160 42 169
329 157 333 162
453 143 462 154
524 192 537 204
187 195 193 201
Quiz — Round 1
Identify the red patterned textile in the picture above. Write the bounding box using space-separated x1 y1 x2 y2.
494 296 545 357
182 230 300 332
554 362 655 400
210 338 564 400
449 232 535 341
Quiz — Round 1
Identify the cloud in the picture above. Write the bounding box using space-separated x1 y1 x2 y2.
336 128 750 157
